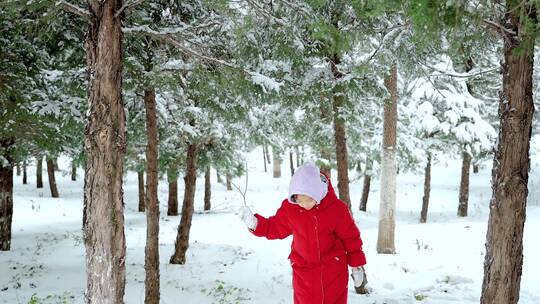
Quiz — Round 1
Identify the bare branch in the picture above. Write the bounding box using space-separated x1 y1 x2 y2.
56 0 90 18
482 19 515 44
114 0 145 18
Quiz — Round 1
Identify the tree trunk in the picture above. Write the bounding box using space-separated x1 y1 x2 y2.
170 143 198 264
167 170 178 216
473 164 479 173
22 160 27 185
480 5 535 303
0 140 14 251
226 173 232 191
216 170 223 184
36 156 43 188
264 143 271 164
359 174 371 212
420 153 432 223
71 161 77 181
204 166 211 211
377 65 398 254
144 88 160 304
15 163 20 176
138 170 145 212
83 0 126 302
46 157 59 198
319 100 333 179
295 146 300 167
289 149 294 176
262 145 267 173
458 152 471 217
273 148 281 178
332 78 351 209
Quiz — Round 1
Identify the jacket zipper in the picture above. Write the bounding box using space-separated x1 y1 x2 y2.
314 214 324 304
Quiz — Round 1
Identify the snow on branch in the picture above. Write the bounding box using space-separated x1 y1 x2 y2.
56 0 90 18
123 25 283 93
244 0 287 26
420 62 499 79
114 0 145 18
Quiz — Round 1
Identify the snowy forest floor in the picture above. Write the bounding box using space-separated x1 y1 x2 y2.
1 147 540 304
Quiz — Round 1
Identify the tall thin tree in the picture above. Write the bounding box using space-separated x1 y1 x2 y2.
83 0 126 301
46 157 59 198
170 142 198 264
144 88 159 303
0 140 14 251
377 65 398 254
481 3 536 303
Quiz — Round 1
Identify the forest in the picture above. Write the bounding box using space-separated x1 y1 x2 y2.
1 0 539 303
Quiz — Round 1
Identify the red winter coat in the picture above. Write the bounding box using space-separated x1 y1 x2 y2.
251 176 367 304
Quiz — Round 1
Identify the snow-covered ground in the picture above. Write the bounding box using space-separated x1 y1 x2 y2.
1 147 539 303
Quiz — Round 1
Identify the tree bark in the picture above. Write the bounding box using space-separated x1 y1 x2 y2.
359 174 371 212
144 88 160 304
83 0 126 302
204 166 211 211
264 143 271 164
289 149 294 176
46 157 59 198
170 143 198 264
0 140 14 251
273 148 281 178
420 153 432 223
216 170 223 184
295 146 300 167
47 158 59 196
36 156 43 188
480 5 535 304
138 170 145 212
319 98 332 179
226 173 232 191
262 145 267 173
71 161 77 181
167 169 178 216
22 160 27 185
458 152 471 217
332 80 351 209
377 65 398 254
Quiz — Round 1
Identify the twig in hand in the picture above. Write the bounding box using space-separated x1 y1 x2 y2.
230 162 249 206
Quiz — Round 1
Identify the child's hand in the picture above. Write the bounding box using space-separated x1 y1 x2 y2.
351 266 369 294
238 206 257 230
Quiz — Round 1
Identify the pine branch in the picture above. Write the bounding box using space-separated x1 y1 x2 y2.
419 62 499 79
115 0 145 18
56 0 90 18
244 0 287 26
123 26 238 70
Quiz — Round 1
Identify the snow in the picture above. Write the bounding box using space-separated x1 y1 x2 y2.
1 147 540 303
249 72 283 93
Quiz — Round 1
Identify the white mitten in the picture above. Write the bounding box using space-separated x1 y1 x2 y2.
351 266 369 294
239 206 257 230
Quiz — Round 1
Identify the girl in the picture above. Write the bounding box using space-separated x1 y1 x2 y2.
240 162 368 304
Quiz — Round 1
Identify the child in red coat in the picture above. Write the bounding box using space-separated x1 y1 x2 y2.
240 162 368 304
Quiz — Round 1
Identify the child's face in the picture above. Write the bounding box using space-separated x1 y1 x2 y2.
295 194 317 210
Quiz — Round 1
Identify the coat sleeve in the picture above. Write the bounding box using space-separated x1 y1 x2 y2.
334 202 367 267
251 201 292 240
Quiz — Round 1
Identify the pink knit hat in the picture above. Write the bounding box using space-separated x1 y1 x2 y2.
288 161 328 204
